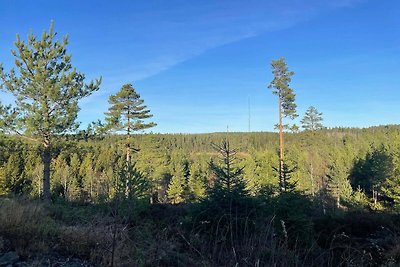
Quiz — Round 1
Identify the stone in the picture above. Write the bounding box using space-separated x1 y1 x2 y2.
14 262 28 267
0 251 19 266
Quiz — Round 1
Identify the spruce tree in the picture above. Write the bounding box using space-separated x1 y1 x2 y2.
80 153 95 199
188 162 207 201
208 140 248 200
114 162 150 200
167 175 184 204
1 153 24 195
301 106 324 131
268 58 297 192
172 158 191 201
382 175 400 208
105 83 156 163
381 147 400 208
69 153 82 200
0 22 101 201
350 146 393 205
326 162 352 208
272 163 297 192
52 154 70 199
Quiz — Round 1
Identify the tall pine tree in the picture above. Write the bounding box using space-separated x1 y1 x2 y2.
268 58 297 192
105 84 156 163
0 22 101 201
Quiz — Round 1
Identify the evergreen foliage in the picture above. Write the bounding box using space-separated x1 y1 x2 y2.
268 58 297 119
0 153 25 195
301 106 324 131
167 175 184 204
272 163 297 192
105 84 156 133
207 140 248 200
350 146 394 204
326 161 352 207
105 83 156 163
268 57 297 193
187 162 207 201
1 126 400 209
0 22 101 201
114 162 150 200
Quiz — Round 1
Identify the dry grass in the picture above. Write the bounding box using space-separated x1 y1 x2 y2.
1 197 400 266
0 197 58 255
0 198 113 263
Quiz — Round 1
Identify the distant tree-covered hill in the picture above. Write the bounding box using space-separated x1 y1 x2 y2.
1 125 400 210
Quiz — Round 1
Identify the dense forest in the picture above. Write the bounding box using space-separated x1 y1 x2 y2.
1 126 400 210
1 23 400 267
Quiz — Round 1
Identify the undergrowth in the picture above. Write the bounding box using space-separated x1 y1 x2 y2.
1 196 400 266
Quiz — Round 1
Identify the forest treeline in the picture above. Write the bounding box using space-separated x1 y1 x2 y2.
1 125 400 211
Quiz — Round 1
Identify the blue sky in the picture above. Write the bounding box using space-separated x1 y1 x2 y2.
0 0 399 133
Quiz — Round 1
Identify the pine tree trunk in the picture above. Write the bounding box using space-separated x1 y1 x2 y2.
279 97 285 191
126 144 131 163
42 138 51 202
125 115 131 198
125 146 130 198
90 176 93 199
126 110 131 163
373 189 377 205
37 171 42 197
64 177 67 200
336 192 340 209
310 162 315 197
